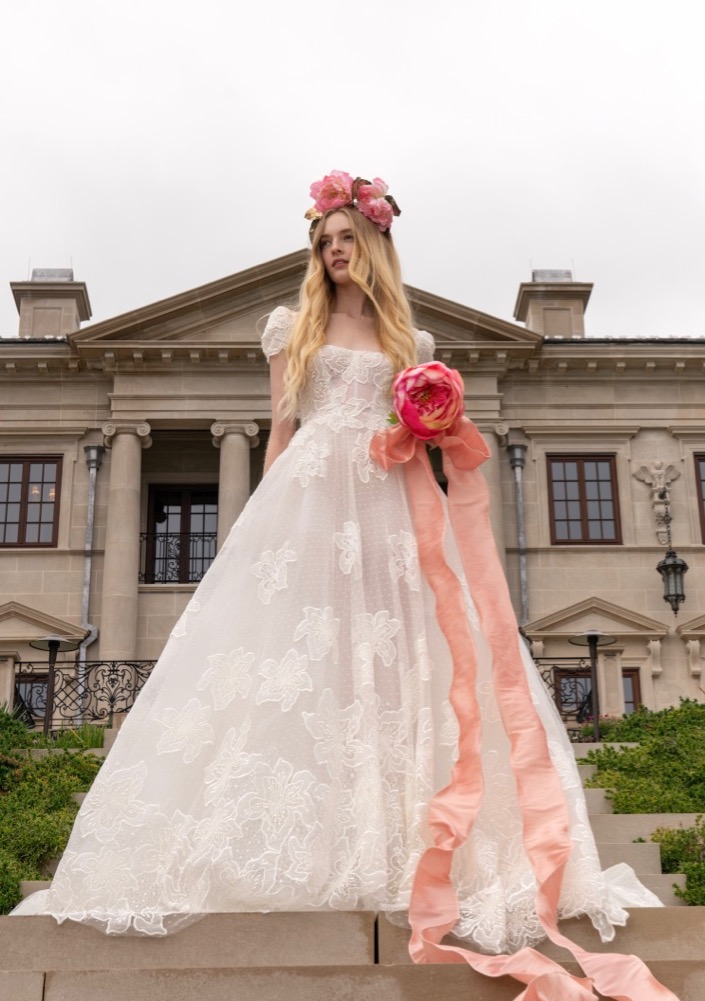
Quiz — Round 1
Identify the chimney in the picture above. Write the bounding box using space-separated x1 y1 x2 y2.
10 268 92 338
513 269 592 338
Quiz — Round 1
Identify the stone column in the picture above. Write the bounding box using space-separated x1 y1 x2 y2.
211 421 260 549
100 421 152 660
0 652 18 709
480 427 507 573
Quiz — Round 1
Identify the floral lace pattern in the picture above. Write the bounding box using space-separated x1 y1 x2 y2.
13 305 661 946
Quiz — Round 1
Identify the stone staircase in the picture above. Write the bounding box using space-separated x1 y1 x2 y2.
2 738 704 1000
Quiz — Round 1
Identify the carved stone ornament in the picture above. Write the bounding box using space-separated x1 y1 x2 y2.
632 460 680 545
101 421 152 450
211 421 260 449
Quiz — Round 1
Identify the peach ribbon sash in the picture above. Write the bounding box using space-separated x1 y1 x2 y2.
370 418 679 1001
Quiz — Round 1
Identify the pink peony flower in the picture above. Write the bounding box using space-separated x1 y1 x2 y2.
356 177 394 232
392 362 465 441
309 170 354 214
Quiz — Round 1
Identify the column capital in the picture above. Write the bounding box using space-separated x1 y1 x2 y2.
102 421 152 450
211 420 260 449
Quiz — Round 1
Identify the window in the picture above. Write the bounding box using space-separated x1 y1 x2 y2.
141 485 218 583
0 457 61 546
547 455 621 544
553 667 641 719
622 669 642 716
696 455 705 543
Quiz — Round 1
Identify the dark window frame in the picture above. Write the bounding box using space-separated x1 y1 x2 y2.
622 668 642 716
142 483 218 584
0 456 62 548
695 454 705 544
547 454 622 545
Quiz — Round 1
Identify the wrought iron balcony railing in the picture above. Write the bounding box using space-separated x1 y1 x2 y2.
139 531 217 583
534 656 594 740
14 659 157 732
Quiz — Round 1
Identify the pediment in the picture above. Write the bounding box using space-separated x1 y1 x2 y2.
0 601 87 645
524 596 668 640
676 612 705 640
68 251 540 361
407 286 542 349
69 251 310 351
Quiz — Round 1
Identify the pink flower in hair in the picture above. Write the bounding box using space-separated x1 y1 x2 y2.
355 177 394 232
309 170 354 214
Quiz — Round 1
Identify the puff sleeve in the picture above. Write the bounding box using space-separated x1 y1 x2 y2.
416 329 435 363
261 306 296 360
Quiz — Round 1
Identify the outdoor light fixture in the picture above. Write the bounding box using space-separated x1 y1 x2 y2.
655 489 688 615
29 634 82 735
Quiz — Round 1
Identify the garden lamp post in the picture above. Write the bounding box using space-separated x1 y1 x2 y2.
568 630 616 742
29 635 82 736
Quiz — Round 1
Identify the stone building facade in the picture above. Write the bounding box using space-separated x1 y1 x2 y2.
0 259 703 726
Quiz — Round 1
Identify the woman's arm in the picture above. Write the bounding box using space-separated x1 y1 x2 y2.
263 351 296 474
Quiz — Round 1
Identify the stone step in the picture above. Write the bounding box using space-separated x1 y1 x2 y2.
19 881 52 899
596 840 663 873
5 912 702 1000
577 761 597 781
571 741 639 759
5 909 702 974
638 873 687 906
589 813 700 843
103 728 118 753
11 959 698 1001
0 913 374 972
11 747 107 759
584 787 613 814
378 907 705 964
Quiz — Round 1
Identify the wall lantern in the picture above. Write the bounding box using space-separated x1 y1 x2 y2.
655 489 688 615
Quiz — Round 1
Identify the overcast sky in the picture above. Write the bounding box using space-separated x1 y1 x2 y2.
1 0 703 341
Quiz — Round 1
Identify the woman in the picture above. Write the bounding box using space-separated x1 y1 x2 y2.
12 172 675 1000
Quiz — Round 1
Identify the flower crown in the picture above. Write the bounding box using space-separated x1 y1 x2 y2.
305 170 401 235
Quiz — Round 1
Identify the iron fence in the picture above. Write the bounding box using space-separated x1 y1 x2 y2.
534 656 593 741
139 531 217 583
14 659 157 731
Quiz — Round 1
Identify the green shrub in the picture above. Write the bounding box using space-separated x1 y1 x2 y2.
0 848 41 915
52 724 105 749
649 816 705 905
0 713 103 915
584 699 705 813
0 706 32 752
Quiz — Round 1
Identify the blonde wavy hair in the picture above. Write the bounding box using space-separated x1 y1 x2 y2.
281 207 418 419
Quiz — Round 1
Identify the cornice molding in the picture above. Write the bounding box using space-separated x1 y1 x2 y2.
519 425 641 439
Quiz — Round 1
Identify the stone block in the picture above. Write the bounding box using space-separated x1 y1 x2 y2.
638 873 687 906
377 907 705 965
0 912 375 971
42 966 522 1001
589 813 700 843
584 787 612 814
43 959 705 1001
596 841 662 873
0 971 44 1001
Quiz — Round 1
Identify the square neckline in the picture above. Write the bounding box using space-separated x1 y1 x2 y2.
321 343 386 357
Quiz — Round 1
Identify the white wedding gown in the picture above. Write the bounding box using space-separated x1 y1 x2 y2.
13 306 660 947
